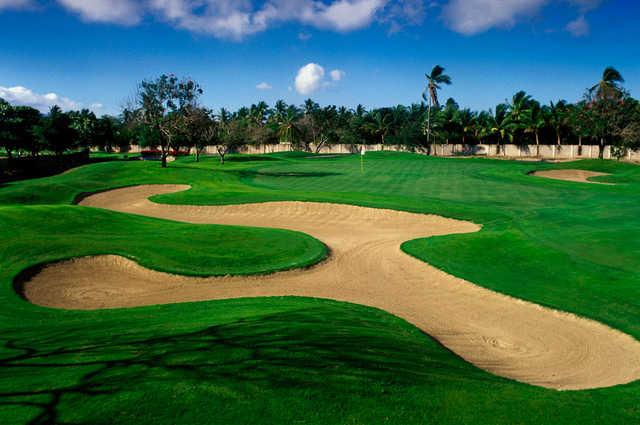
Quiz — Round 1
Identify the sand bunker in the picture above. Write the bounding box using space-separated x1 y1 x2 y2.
532 169 611 184
19 185 640 390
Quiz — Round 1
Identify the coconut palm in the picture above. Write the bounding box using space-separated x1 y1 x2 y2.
455 109 476 145
522 101 548 156
491 104 511 155
503 91 534 144
273 100 288 122
422 65 452 149
249 101 269 126
277 109 301 145
365 110 392 147
590 67 625 101
475 110 494 144
548 100 569 146
423 65 452 108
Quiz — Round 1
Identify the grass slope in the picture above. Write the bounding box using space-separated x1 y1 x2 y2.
1 152 640 424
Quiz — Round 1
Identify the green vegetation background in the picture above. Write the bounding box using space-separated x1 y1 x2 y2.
1 152 639 424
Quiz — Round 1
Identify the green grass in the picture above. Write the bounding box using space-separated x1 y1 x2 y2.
0 206 326 277
1 152 640 424
90 151 141 160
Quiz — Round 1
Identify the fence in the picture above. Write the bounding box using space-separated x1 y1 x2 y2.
120 143 640 162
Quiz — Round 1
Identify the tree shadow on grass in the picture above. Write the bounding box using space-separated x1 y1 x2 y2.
0 307 493 424
225 155 281 163
238 170 342 179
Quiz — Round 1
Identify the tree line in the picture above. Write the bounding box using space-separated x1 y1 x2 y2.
1 66 639 166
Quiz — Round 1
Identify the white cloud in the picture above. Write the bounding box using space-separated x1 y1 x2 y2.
15 0 604 39
443 0 548 35
380 0 426 33
442 0 604 35
56 0 141 25
0 85 79 112
294 63 346 95
50 0 397 40
308 0 387 32
0 0 32 9
330 69 346 81
566 14 589 36
295 63 326 95
256 82 272 90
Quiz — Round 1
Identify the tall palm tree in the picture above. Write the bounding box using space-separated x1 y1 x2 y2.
423 65 452 108
422 65 452 149
590 67 625 101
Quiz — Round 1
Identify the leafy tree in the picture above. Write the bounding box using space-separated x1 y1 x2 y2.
214 110 247 164
69 109 98 150
135 74 203 167
584 68 633 158
37 106 77 156
13 106 42 157
0 99 16 159
567 102 590 154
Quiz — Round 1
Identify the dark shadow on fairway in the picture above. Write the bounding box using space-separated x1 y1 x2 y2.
225 155 281 162
0 306 494 424
239 170 342 179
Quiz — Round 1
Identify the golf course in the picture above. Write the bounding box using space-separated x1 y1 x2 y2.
2 151 640 424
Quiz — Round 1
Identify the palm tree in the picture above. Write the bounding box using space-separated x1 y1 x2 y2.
422 65 452 149
273 100 288 122
491 104 510 155
567 102 590 154
423 65 452 108
455 109 476 145
366 110 392 147
523 101 548 156
590 67 625 101
476 110 494 145
548 100 569 146
277 109 301 145
249 101 269 126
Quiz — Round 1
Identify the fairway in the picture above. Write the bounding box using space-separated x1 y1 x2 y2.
2 152 640 424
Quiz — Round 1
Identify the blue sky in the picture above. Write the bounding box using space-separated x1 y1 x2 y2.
0 0 638 116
